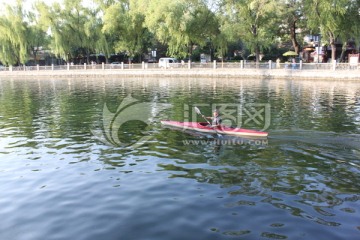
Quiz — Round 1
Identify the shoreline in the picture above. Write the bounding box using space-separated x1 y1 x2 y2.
0 68 359 80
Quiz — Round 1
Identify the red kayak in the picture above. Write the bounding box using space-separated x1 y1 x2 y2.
161 120 268 137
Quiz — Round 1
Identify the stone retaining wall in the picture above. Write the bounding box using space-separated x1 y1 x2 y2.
0 68 359 80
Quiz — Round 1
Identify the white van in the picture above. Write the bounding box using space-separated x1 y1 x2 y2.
158 57 178 68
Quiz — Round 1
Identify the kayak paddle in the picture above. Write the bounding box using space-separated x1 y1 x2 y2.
194 106 222 137
194 106 211 125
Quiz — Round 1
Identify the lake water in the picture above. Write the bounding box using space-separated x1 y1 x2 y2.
0 77 359 240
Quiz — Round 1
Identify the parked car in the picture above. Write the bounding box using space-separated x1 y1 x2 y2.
158 57 178 68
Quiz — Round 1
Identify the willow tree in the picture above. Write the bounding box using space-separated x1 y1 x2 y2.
143 0 220 59
223 0 279 63
102 0 152 62
0 1 28 65
0 16 19 65
36 0 101 63
84 4 110 63
304 0 350 62
213 7 240 62
25 10 50 65
94 0 118 63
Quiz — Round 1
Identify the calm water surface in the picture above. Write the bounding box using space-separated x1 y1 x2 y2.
0 77 359 240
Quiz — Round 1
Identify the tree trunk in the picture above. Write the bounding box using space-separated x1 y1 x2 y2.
86 50 90 64
252 24 260 64
33 50 38 65
290 20 299 53
339 41 347 63
329 32 336 62
188 43 194 62
255 45 260 67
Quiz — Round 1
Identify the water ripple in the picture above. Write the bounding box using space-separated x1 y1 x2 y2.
1 78 360 239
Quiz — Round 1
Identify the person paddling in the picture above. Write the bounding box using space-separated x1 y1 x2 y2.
204 109 222 127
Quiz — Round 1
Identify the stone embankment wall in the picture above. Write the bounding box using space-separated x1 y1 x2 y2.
0 68 359 80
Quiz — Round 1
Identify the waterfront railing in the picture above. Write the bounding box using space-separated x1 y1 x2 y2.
0 60 359 72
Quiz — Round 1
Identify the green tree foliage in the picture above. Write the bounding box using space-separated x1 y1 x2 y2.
36 0 103 63
0 1 29 65
26 10 50 65
102 0 152 62
337 0 360 61
277 0 306 54
144 0 220 59
0 0 359 65
212 5 235 61
304 0 350 62
223 0 280 63
94 0 119 62
84 5 108 62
